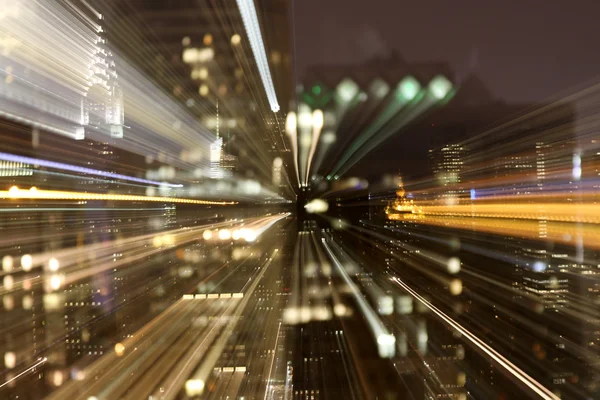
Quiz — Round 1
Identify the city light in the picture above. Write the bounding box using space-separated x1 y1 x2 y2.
1 1 598 400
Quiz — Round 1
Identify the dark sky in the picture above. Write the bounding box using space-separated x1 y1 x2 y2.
293 0 600 103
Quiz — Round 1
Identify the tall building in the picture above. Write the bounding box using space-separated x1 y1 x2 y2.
209 101 223 179
101 0 294 186
75 0 125 140
428 143 467 202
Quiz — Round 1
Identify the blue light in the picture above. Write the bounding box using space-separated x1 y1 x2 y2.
0 152 182 187
470 188 476 200
532 261 547 272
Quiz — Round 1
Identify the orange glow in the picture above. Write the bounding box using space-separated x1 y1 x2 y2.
412 203 600 224
390 213 600 249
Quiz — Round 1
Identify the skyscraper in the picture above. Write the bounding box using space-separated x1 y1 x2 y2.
428 143 467 203
209 101 223 179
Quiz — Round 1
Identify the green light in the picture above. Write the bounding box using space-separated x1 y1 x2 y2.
312 85 322 96
428 75 452 99
398 76 420 100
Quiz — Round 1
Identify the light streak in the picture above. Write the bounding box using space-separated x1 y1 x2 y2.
390 213 600 249
285 112 301 186
305 109 323 185
411 202 600 224
330 75 454 178
0 214 287 293
321 236 395 358
263 321 282 400
236 0 280 112
0 152 182 187
0 187 235 205
391 277 559 400
0 357 47 389
180 251 279 398
297 104 312 187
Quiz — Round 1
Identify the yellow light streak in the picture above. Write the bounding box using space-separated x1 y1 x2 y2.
410 203 600 224
0 187 236 205
390 214 600 249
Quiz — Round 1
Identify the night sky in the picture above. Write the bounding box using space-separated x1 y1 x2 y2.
292 0 600 180
293 0 600 103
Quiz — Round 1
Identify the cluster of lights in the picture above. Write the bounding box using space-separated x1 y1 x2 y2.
1 187 235 205
0 160 32 177
202 228 257 242
202 214 289 243
182 47 214 64
235 0 280 112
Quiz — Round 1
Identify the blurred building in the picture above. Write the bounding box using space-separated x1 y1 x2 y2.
428 143 467 202
101 0 294 187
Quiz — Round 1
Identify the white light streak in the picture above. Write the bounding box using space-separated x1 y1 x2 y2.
305 109 323 185
285 112 301 186
391 277 559 400
235 0 280 112
0 358 47 389
322 237 395 358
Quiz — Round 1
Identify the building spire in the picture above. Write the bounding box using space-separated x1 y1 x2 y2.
216 99 220 139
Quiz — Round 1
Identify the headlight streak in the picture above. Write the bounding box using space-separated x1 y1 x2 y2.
390 277 559 400
235 0 280 112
